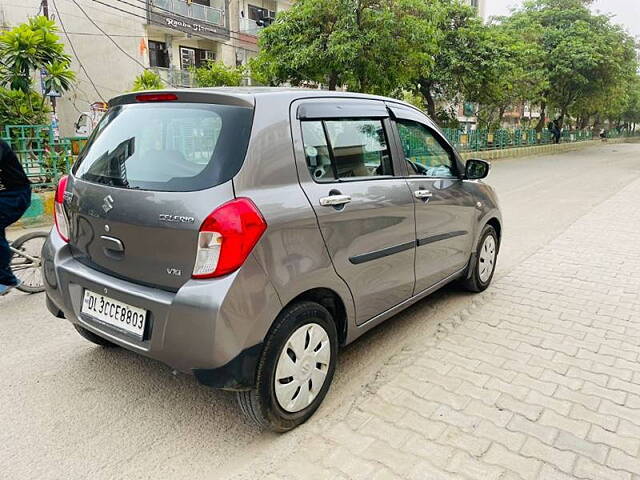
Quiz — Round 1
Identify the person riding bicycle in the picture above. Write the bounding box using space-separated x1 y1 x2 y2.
0 139 32 295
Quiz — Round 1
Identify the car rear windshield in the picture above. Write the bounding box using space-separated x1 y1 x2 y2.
73 102 253 191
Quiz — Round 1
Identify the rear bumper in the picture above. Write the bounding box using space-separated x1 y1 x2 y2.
43 231 281 390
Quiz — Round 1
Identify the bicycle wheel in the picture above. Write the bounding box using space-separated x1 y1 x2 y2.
10 231 49 293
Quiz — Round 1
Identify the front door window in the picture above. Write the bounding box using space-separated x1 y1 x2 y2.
396 120 458 178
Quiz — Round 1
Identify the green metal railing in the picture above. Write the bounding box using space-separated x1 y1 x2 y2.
441 127 639 152
2 123 639 188
1 124 76 188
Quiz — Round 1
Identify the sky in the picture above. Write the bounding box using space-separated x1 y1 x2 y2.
485 0 640 38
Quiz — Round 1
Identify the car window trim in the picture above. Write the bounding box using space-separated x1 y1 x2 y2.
297 102 389 120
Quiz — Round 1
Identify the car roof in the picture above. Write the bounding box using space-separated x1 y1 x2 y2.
109 87 421 113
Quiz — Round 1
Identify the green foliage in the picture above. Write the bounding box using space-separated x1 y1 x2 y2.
250 0 437 94
131 70 164 92
412 1 485 117
501 0 638 127
622 80 640 126
0 87 50 127
191 61 245 87
0 16 75 95
251 0 638 130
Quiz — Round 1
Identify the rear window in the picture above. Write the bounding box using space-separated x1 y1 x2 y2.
73 103 253 191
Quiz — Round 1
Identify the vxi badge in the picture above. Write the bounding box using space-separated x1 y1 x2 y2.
159 214 196 224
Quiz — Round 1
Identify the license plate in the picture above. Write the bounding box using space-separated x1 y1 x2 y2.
81 290 147 339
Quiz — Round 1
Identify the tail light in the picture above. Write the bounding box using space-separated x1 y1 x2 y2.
192 198 267 279
136 93 178 102
54 175 70 242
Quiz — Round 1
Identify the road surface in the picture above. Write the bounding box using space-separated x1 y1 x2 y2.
1 142 639 479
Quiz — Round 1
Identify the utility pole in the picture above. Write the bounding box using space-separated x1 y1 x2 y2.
40 0 58 130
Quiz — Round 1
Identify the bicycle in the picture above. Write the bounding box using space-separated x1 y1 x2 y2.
8 231 49 293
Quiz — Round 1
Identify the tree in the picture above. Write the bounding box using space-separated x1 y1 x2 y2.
131 70 163 91
0 87 49 126
0 16 75 96
191 61 245 87
409 1 483 120
458 21 539 129
501 0 638 128
250 0 437 95
621 78 640 130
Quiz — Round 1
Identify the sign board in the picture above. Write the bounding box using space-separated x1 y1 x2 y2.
148 10 230 41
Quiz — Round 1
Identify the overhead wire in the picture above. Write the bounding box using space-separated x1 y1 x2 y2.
70 0 175 87
88 0 311 82
95 0 262 45
50 0 106 102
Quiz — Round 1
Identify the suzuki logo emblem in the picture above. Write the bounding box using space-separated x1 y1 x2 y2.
103 195 114 213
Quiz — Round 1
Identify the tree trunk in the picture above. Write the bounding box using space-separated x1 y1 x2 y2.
420 82 437 119
498 106 507 128
558 105 568 129
328 73 337 91
535 102 546 132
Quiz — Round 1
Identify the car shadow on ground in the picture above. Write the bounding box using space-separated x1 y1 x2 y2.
48 285 472 466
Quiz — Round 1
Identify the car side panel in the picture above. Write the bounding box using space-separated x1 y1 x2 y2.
232 93 357 331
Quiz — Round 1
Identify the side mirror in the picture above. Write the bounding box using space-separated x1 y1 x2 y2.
464 159 490 180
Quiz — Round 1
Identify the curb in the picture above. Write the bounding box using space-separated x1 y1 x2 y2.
459 137 639 161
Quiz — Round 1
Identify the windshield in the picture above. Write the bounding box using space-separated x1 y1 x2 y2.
73 102 253 192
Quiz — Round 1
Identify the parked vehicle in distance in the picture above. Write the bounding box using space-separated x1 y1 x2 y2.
43 88 501 431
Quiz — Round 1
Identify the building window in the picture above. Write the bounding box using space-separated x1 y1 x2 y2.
149 40 169 68
180 46 215 69
247 4 276 26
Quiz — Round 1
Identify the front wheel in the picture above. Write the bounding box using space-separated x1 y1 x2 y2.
461 224 498 292
237 301 338 432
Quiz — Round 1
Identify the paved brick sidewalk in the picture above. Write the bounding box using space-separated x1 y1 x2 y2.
258 178 640 479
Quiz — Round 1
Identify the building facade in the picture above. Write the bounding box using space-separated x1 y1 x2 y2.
0 0 289 135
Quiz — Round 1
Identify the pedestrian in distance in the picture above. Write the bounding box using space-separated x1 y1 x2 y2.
552 119 562 144
600 128 608 142
0 139 32 295
547 120 558 144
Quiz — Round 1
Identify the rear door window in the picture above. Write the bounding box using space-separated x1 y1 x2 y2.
73 103 253 192
301 118 393 182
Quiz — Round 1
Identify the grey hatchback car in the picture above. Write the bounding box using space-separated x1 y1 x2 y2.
43 88 501 431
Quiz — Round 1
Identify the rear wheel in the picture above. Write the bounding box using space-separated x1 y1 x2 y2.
73 324 118 347
237 301 338 432
462 224 498 292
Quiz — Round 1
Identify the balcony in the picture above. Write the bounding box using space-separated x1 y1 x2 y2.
151 0 225 27
151 67 194 88
239 18 262 36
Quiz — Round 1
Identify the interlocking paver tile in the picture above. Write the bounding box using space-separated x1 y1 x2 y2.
261 178 640 478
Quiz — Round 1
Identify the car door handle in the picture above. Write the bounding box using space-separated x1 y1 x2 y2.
414 190 433 199
319 194 352 206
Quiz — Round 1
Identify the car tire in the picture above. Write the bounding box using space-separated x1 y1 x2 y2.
462 224 498 293
236 301 338 432
73 324 118 347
